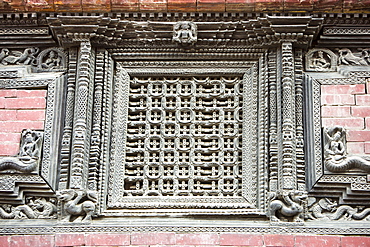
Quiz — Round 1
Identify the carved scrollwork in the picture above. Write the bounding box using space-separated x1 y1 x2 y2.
57 189 97 223
173 21 197 44
324 126 370 172
0 129 43 173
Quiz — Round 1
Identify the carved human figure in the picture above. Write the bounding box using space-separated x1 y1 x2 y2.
41 50 61 69
173 21 197 44
310 51 330 71
19 130 40 160
324 126 370 172
338 48 368 65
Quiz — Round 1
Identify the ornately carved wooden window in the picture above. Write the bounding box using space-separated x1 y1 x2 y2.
100 61 268 215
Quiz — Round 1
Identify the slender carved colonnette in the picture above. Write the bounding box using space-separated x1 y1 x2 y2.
70 41 95 189
59 48 78 190
280 42 296 191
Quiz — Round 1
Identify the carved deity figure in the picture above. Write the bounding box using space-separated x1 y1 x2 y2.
173 21 197 44
57 189 97 223
0 130 42 173
41 50 62 70
310 51 331 71
268 191 307 223
324 126 370 172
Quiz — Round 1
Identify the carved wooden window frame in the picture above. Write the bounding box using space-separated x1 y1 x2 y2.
0 66 66 193
304 69 370 204
99 59 269 216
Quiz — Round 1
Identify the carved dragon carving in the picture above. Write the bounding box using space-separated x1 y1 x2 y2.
307 197 370 221
0 197 56 219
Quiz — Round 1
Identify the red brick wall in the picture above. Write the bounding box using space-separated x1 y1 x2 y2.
321 83 370 154
0 89 46 156
0 233 370 247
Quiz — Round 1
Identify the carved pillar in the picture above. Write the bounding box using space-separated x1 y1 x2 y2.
280 42 296 191
59 47 78 190
70 40 96 189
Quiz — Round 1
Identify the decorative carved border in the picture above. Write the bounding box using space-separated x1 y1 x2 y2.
99 60 267 216
1 222 370 235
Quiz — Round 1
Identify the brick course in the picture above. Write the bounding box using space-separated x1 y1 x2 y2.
0 233 368 246
0 89 46 156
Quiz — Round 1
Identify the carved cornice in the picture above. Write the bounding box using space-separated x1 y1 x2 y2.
47 14 323 49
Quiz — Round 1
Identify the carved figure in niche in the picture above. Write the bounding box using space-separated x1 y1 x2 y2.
173 21 197 44
0 47 38 65
338 48 368 65
268 191 307 222
0 130 43 173
37 48 66 72
306 197 370 221
41 50 61 69
57 189 97 223
324 126 370 172
305 49 337 72
310 51 330 71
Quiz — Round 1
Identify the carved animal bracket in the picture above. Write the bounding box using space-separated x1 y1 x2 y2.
268 190 307 225
57 189 97 223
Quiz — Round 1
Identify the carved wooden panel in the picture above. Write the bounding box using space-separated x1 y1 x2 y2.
100 61 267 216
